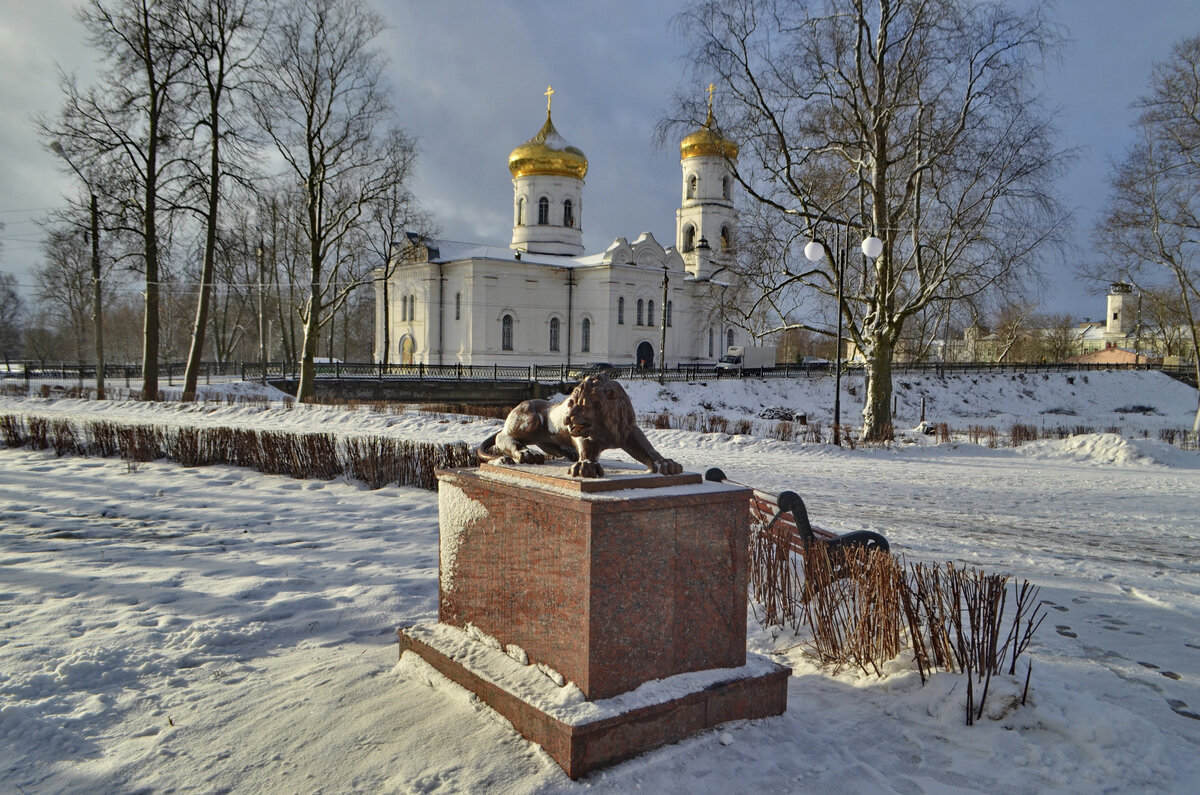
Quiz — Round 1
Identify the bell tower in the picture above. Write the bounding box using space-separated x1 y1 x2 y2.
677 84 738 281
509 87 588 257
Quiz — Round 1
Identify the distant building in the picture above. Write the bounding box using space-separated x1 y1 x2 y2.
374 91 747 368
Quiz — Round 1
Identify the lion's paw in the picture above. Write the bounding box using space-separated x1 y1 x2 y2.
654 458 683 475
568 460 605 479
515 449 546 465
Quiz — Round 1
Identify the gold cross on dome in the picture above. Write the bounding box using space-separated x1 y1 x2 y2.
545 85 554 113
707 82 715 112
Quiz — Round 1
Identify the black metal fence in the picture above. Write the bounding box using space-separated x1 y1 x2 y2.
3 359 1194 388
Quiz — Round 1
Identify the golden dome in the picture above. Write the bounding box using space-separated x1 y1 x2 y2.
680 107 738 160
508 112 588 180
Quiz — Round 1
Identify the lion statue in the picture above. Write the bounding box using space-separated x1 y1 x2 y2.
476 372 683 479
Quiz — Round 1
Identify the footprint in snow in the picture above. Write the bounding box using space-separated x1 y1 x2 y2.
1055 625 1077 639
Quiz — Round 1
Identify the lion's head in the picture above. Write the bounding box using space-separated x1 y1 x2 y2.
563 372 636 445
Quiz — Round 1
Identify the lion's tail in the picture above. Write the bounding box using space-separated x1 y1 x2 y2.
475 432 501 464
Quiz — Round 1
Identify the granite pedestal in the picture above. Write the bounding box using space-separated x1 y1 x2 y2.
399 462 789 778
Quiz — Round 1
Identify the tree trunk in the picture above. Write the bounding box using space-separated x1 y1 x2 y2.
863 335 894 442
297 292 320 402
182 112 221 402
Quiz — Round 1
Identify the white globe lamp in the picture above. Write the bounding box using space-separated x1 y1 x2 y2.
803 240 824 262
861 236 883 259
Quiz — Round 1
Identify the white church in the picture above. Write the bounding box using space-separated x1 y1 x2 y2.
374 89 746 369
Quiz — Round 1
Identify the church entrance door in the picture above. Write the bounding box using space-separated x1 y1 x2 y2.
635 341 654 369
401 335 415 365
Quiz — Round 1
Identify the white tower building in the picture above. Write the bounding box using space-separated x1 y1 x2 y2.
509 87 587 257
1105 280 1135 337
676 87 739 281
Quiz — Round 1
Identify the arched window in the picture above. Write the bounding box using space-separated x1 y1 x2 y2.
618 297 625 325
401 295 407 322
686 174 697 199
666 301 673 328
636 299 644 326
648 300 656 326
537 197 549 225
410 294 416 320
727 328 734 349
722 176 731 199
563 199 574 227
516 197 526 226
721 225 732 250
502 314 514 351
682 225 695 253
455 291 461 320
708 328 714 358
549 317 560 352
581 318 591 352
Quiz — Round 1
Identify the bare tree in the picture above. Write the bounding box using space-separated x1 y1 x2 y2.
35 226 96 363
253 0 419 401
670 0 1068 439
176 0 266 400
0 273 24 363
1099 34 1200 435
40 0 192 399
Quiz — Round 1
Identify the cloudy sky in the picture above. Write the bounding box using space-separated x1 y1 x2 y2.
3 0 1200 320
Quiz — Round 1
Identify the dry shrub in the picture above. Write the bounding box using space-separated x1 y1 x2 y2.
936 423 951 444
801 545 904 676
804 421 823 444
119 424 164 461
703 414 729 434
0 414 25 447
967 425 986 444
732 419 753 435
27 417 49 450
772 420 795 442
1159 427 1180 445
649 410 671 430
419 403 511 420
345 436 402 489
50 420 83 457
1072 425 1095 436
1009 424 1039 445
86 421 122 457
748 519 804 629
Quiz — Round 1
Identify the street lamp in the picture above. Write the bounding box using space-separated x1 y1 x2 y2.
50 141 105 400
805 231 883 445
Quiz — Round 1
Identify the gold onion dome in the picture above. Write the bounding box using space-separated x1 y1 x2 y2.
508 112 588 180
680 106 738 160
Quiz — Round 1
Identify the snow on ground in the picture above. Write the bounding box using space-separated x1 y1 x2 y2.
2 370 1199 793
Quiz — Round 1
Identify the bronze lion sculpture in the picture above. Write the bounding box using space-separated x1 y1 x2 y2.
476 372 683 479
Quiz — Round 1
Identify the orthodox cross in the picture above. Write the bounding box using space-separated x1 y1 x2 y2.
545 85 555 113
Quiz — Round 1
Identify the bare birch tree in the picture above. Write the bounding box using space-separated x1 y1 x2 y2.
670 0 1067 439
1100 34 1200 436
253 0 419 401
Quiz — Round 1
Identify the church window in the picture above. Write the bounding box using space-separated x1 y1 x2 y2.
401 295 407 321
455 292 461 320
708 328 714 357
636 299 644 326
516 197 526 226
687 174 697 199
682 225 695 253
502 314 514 350
618 297 625 325
648 300 656 326
666 301 673 327
722 176 731 199
563 199 574 227
537 197 550 225
550 317 561 351
727 328 734 349
721 226 732 250
410 295 416 318
581 318 591 352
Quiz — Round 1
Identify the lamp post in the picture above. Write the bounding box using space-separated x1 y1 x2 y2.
805 230 882 445
659 262 669 375
51 141 104 400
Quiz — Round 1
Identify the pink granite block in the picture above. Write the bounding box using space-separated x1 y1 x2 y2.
436 466 750 700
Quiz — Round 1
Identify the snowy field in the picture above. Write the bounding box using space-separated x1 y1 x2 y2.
2 370 1199 793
